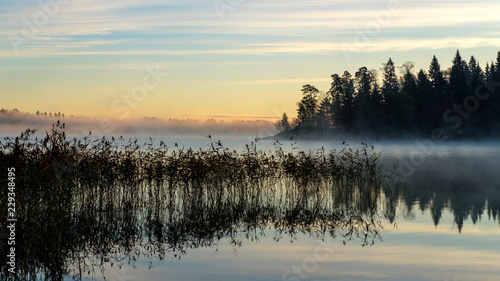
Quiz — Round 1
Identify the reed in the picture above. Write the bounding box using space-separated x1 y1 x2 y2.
0 123 384 280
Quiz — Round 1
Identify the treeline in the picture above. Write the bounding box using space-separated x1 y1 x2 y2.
278 50 500 139
0 108 274 137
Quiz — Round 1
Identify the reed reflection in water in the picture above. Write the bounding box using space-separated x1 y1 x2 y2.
0 124 384 280
0 124 499 280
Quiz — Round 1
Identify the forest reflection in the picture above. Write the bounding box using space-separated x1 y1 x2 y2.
383 155 500 232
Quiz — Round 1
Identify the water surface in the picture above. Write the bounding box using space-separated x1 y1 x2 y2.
76 140 500 281
2 135 499 281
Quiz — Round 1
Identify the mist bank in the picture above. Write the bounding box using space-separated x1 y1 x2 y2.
270 125 500 142
0 109 276 138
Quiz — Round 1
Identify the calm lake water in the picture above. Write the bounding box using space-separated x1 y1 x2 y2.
64 138 499 281
2 133 499 281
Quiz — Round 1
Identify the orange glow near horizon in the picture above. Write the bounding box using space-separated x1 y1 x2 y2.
2 1 500 125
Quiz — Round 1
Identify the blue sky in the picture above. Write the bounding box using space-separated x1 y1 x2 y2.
1 0 500 120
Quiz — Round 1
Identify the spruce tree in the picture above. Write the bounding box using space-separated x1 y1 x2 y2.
416 69 433 133
399 62 417 132
341 71 355 130
449 50 467 103
370 79 383 134
329 74 344 128
492 51 500 130
381 58 400 132
297 84 319 129
354 66 374 132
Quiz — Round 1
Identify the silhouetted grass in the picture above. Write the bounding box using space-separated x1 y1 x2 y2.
0 123 384 280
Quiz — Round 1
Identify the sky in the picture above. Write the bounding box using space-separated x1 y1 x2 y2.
1 0 500 121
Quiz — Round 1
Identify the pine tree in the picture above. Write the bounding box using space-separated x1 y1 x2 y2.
400 62 417 131
429 55 445 89
297 84 319 129
316 95 332 135
354 66 374 131
276 112 290 131
296 103 307 128
341 71 355 130
465 56 489 137
416 69 433 133
485 63 491 85
381 58 400 131
490 61 496 80
370 79 383 133
329 74 343 128
492 51 500 129
495 51 500 81
428 55 447 115
449 50 467 104
467 56 484 95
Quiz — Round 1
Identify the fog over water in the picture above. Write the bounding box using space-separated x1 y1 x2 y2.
3 113 499 190
72 138 500 281
0 110 277 139
2 117 499 281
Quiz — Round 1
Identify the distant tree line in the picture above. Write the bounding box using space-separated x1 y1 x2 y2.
35 111 65 117
279 50 500 139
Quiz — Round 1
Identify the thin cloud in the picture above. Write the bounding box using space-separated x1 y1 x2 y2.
3 1 500 42
234 77 332 85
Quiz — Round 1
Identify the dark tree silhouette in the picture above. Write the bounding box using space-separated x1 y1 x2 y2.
316 94 332 136
276 112 291 131
370 79 383 134
329 74 344 128
449 50 468 104
415 69 433 133
493 52 500 128
341 71 356 130
296 84 319 129
285 50 500 139
399 62 417 131
354 66 375 132
381 58 400 132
